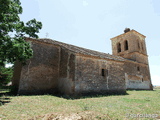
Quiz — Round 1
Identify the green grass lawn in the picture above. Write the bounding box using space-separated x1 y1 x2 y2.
0 88 160 120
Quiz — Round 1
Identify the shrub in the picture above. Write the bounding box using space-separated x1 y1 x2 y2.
0 66 13 86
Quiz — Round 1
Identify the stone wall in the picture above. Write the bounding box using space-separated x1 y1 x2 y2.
110 30 148 64
111 30 152 90
124 61 152 90
111 31 147 56
121 52 148 64
58 48 75 95
74 55 126 95
18 41 60 94
13 35 152 96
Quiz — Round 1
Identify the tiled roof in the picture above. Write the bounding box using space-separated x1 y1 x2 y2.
26 38 126 62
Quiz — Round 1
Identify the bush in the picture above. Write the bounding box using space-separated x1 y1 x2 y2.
0 66 13 86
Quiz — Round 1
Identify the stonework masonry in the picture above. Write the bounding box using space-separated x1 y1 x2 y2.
12 29 153 96
111 29 152 90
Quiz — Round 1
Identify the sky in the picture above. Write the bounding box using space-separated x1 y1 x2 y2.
19 0 160 85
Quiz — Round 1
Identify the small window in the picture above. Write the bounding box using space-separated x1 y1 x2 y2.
142 78 144 82
101 69 108 77
124 40 128 50
137 66 140 71
117 43 121 53
102 69 105 76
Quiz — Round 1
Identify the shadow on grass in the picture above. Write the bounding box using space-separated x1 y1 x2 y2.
53 91 129 100
10 90 130 101
0 97 11 105
127 89 155 91
0 86 16 106
15 92 129 100
1 86 130 100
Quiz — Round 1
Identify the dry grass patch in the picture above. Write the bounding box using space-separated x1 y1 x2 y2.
29 111 110 120
0 88 160 120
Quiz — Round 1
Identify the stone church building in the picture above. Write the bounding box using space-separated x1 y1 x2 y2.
12 29 153 95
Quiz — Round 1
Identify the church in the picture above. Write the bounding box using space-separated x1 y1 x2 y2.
12 29 153 95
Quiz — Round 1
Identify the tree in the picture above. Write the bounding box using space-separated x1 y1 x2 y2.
0 0 42 66
0 66 13 86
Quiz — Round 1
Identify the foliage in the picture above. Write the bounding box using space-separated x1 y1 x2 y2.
0 66 13 85
0 0 42 66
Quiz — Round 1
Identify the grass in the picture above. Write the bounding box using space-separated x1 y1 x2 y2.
0 88 160 120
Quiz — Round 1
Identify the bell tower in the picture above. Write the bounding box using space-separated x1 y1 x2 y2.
110 28 149 65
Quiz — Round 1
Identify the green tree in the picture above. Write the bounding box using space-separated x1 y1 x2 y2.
0 66 13 86
0 0 42 66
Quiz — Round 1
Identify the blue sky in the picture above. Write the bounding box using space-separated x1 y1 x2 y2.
20 0 160 85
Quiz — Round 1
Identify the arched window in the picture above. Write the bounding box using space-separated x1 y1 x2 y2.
124 40 128 50
117 43 121 53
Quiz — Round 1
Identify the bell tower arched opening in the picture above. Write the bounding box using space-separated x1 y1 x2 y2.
124 40 128 50
117 43 121 53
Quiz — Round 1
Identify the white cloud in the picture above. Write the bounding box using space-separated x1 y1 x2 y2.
82 1 89 7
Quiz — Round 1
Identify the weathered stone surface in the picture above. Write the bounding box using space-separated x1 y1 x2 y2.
18 41 60 94
110 30 148 64
111 29 152 90
12 29 153 96
124 61 152 90
58 48 75 95
75 55 126 95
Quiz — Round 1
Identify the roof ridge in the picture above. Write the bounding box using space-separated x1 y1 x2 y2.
26 37 126 61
